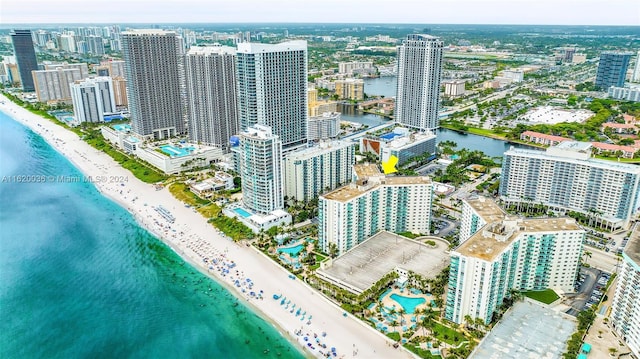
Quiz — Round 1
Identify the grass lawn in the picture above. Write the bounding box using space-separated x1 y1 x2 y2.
197 203 221 218
403 344 441 359
430 321 467 346
169 182 210 206
522 289 560 304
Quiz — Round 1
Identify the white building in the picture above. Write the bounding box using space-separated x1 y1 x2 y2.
500 142 640 230
443 80 466 97
380 130 437 166
445 200 584 325
610 229 640 358
189 172 235 198
459 196 507 245
308 112 341 141
608 85 640 102
360 127 437 166
100 124 223 174
239 124 285 214
70 77 116 123
283 140 355 202
633 51 640 83
122 29 186 139
184 46 238 152
396 34 444 131
501 69 524 82
236 41 308 152
319 164 433 255
338 61 374 75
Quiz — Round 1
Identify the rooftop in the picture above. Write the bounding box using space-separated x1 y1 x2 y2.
465 196 506 223
456 217 581 261
322 175 431 202
470 301 576 359
505 146 640 173
353 163 381 179
624 224 640 265
316 231 449 293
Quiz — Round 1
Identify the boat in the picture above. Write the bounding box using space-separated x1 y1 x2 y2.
273 294 281 300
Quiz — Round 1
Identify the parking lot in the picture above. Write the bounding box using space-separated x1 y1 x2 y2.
564 267 611 316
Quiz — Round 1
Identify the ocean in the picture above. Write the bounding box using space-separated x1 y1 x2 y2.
0 110 305 359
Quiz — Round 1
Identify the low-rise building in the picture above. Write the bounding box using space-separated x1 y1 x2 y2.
360 127 437 166
608 86 640 102
101 123 224 174
189 172 235 198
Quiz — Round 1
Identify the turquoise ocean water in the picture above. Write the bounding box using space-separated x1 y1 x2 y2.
0 110 305 359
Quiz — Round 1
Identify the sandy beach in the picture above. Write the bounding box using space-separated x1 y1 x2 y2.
0 94 415 359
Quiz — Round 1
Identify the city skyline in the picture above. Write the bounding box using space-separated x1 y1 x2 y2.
2 0 639 26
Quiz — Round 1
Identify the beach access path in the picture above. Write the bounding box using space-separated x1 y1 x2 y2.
0 94 415 359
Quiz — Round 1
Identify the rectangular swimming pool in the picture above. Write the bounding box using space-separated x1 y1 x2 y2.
160 145 195 157
234 208 253 218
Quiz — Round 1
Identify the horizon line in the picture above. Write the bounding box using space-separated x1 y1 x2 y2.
1 21 639 27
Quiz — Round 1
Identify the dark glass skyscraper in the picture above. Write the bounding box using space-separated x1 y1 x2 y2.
10 30 38 92
595 51 632 90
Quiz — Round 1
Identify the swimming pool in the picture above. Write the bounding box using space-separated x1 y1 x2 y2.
390 294 426 314
233 208 253 218
160 145 195 157
277 244 304 257
113 124 131 132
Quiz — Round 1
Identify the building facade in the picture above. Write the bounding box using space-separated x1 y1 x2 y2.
32 68 83 103
122 29 185 139
319 165 433 255
633 51 640 83
459 196 507 245
443 80 466 97
500 142 640 230
239 125 285 215
236 41 308 152
608 85 640 102
596 51 632 90
70 77 116 123
10 30 38 91
446 200 584 325
610 230 640 358
395 34 444 131
283 140 355 202
184 46 238 152
334 78 364 100
308 112 341 141
44 62 89 79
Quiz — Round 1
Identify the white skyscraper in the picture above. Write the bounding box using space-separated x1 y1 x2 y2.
319 164 433 255
633 51 640 83
122 29 185 139
610 231 640 357
236 41 308 151
396 34 444 131
445 198 585 325
239 125 284 215
70 76 116 123
184 46 238 152
500 142 640 230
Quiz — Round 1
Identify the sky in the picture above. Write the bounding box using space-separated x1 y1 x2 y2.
1 0 639 26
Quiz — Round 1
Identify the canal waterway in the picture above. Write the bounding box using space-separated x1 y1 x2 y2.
342 110 531 159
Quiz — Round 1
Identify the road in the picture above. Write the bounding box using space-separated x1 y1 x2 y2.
583 247 621 274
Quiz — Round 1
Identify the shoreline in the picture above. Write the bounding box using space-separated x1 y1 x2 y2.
0 95 413 359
